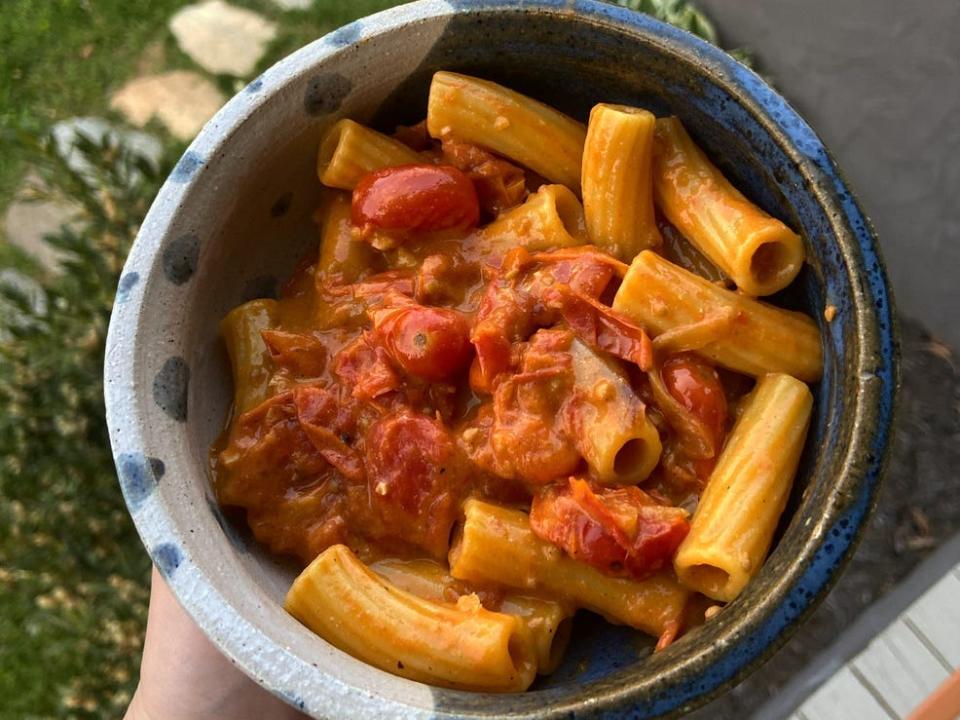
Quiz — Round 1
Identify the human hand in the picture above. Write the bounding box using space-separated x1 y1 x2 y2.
125 566 308 720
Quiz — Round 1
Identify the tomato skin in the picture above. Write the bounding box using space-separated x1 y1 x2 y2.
365 412 456 514
661 354 728 449
530 477 689 579
362 411 464 558
352 164 480 233
375 305 472 382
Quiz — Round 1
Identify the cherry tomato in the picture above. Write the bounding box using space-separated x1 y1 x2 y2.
364 411 457 515
530 478 689 579
661 354 728 449
352 164 480 234
375 305 472 382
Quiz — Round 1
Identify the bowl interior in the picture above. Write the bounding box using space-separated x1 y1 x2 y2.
110 3 893 718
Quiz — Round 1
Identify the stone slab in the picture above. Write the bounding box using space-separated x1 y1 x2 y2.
110 71 226 141
169 0 277 77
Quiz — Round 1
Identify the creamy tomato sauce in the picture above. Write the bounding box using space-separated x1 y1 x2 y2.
211 135 736 577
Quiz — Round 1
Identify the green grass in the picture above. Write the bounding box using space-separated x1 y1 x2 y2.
0 0 399 237
0 1 186 222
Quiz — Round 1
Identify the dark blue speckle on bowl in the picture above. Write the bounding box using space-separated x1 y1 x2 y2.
303 73 352 117
104 2 898 718
161 233 200 286
152 356 189 422
116 271 140 303
152 542 183 579
170 150 204 183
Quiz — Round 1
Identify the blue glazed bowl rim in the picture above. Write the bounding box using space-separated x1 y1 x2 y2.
105 1 899 717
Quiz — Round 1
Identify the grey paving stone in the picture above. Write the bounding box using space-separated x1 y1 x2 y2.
268 0 312 9
110 71 225 141
169 0 277 77
3 184 78 273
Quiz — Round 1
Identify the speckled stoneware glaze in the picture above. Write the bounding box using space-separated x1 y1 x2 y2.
104 1 899 717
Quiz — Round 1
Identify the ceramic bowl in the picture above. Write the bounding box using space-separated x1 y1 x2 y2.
104 1 899 717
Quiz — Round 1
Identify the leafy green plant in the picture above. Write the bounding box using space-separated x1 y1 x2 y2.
610 0 757 68
0 131 178 719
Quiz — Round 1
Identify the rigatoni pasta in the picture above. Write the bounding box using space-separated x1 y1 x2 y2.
318 118 421 190
568 339 662 483
653 117 804 296
450 499 689 640
427 71 586 190
581 104 661 260
286 545 538 691
479 184 588 253
613 250 822 382
219 299 278 415
210 70 824 693
370 558 573 675
674 374 813 602
316 193 374 285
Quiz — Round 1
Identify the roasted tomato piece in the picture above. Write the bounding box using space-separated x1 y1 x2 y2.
530 477 689 579
661 353 728 451
352 164 480 235
293 386 365 481
261 329 327 378
478 329 581 485
440 138 527 216
215 389 351 563
469 246 629 391
470 279 536 390
527 247 621 298
545 285 653 370
373 304 472 382
363 411 464 557
332 332 402 401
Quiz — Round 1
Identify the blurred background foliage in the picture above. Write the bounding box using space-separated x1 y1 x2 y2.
0 1 745 717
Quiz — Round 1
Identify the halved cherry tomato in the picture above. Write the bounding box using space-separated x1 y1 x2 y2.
352 164 480 234
530 477 689 579
661 353 728 450
375 305 472 382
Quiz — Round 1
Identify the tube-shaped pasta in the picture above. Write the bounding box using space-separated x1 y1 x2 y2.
370 558 573 675
498 595 572 676
581 104 661 260
674 374 813 602
316 193 375 285
369 558 458 603
653 117 804 296
612 251 822 382
479 184 588 253
220 299 278 414
317 119 421 190
568 339 662 483
286 545 538 692
449 499 689 639
427 72 586 190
